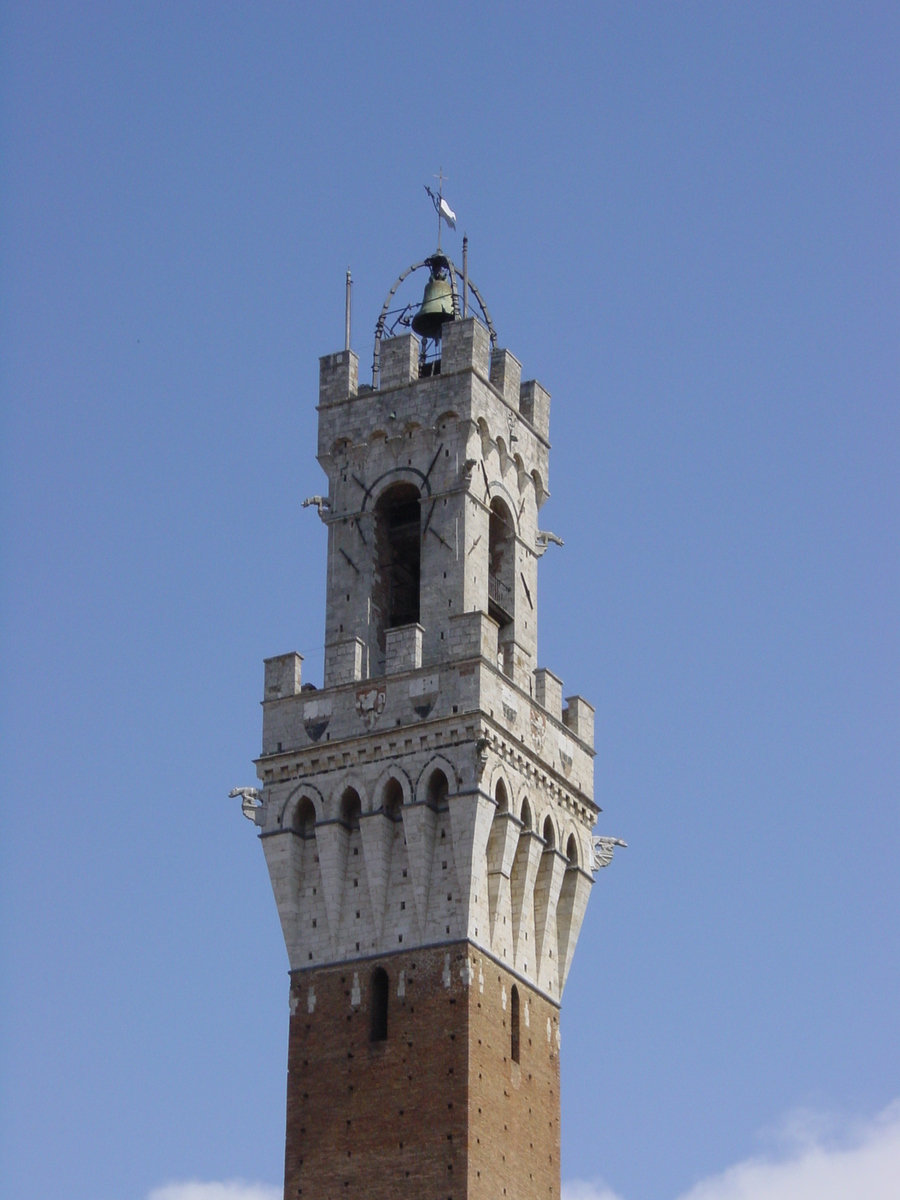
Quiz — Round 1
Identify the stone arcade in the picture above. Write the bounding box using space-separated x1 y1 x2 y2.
234 244 621 1199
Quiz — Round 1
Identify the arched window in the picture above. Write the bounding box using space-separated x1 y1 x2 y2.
370 967 389 1042
382 777 403 821
340 787 361 831
487 498 514 628
510 985 520 1062
373 484 421 643
566 833 579 867
520 798 533 830
293 797 317 838
542 815 556 850
426 768 449 811
495 778 509 813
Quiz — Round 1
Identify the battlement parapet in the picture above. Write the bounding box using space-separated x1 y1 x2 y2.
259 654 594 793
318 349 358 407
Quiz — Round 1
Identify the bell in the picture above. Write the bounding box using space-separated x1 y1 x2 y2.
411 268 454 340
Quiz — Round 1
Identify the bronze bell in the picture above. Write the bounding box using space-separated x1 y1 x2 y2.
411 266 454 340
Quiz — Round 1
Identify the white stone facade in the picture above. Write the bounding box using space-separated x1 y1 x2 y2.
252 317 600 1006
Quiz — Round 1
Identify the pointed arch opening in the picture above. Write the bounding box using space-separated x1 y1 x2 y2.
340 787 361 831
566 833 579 867
382 777 403 821
520 798 533 830
426 768 449 811
495 778 509 813
292 797 317 839
373 484 421 654
542 815 556 850
488 497 515 629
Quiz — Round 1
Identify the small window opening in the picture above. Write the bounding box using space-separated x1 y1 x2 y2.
427 768 449 811
566 833 578 867
293 797 317 839
495 779 509 813
371 968 389 1041
542 815 556 850
520 798 533 830
341 788 361 831
382 777 403 821
511 985 520 1062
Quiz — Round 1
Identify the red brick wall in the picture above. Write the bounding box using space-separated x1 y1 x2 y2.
467 959 561 1200
283 943 560 1200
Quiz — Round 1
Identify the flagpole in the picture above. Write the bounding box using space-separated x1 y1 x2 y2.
437 166 443 251
462 235 468 318
344 268 352 351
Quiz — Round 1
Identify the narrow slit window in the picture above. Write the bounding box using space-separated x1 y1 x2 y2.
510 984 520 1063
370 968 389 1042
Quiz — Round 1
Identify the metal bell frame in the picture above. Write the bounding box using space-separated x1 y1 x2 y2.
372 253 497 388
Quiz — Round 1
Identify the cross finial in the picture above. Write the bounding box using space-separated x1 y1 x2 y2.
434 166 448 249
424 169 456 252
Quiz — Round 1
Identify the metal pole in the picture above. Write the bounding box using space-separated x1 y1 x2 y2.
345 268 352 351
462 235 468 318
437 166 443 251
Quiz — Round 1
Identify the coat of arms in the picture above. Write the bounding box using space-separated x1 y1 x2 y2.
529 707 546 751
356 685 387 729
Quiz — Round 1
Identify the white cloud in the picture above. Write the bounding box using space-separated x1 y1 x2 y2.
148 1183 281 1200
676 1100 900 1200
562 1180 626 1200
563 1099 900 1200
150 1103 900 1200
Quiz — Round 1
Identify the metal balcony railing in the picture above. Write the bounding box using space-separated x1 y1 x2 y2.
488 572 512 609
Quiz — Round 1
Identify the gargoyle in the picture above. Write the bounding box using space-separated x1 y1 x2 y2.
229 786 263 823
591 836 627 872
302 496 331 519
535 530 564 557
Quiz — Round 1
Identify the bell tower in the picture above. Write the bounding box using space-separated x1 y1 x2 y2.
237 235 622 1200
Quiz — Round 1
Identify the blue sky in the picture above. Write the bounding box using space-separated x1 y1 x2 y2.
1 4 897 1200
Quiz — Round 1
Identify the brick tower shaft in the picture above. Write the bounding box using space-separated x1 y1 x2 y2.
285 947 561 1199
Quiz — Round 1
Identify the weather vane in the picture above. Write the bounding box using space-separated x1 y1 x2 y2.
424 167 456 251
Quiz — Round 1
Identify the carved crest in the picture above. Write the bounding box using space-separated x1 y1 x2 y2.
558 732 574 776
529 706 546 751
356 685 387 729
303 696 332 742
409 673 439 719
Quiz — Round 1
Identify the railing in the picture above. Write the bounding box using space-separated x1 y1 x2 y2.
488 572 512 608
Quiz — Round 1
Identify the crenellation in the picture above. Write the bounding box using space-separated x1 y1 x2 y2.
518 378 551 444
489 347 522 407
535 666 564 720
263 651 303 700
379 333 419 389
324 635 366 688
563 695 595 749
319 348 358 406
385 622 424 674
441 315 491 377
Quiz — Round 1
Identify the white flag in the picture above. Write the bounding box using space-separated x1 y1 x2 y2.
440 198 457 229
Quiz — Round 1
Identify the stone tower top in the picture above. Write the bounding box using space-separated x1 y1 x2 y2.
316 315 552 689
246 246 617 1012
